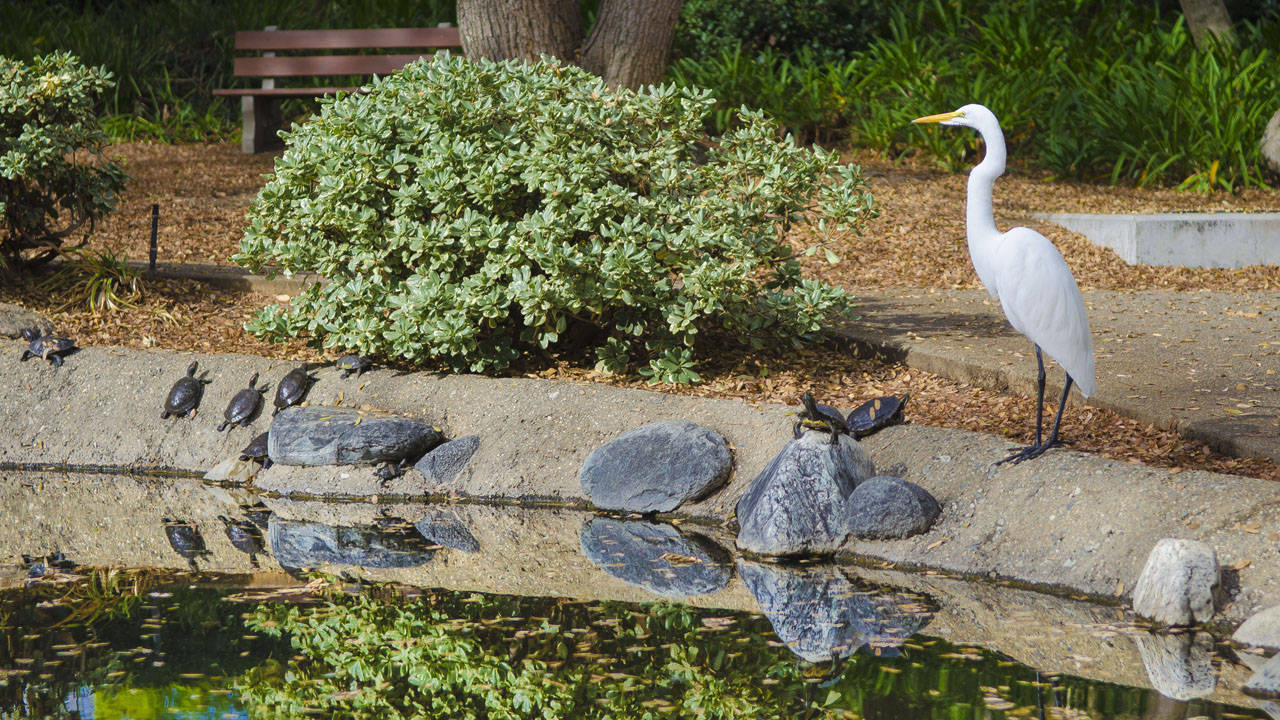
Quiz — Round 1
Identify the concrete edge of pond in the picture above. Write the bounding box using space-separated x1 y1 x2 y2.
2 343 1277 626
1034 211 1280 268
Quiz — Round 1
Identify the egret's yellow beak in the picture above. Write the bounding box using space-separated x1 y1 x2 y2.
912 110 963 124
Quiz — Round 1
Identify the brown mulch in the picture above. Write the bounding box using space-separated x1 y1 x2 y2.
3 141 1278 483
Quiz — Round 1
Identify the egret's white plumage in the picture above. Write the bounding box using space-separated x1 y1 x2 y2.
913 103 1095 462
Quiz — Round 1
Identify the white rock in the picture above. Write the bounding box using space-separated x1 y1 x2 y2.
1262 109 1280 177
1236 605 1280 652
1244 652 1280 700
1131 538 1219 626
1131 631 1216 701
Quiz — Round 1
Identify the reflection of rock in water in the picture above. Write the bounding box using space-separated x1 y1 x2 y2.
1131 630 1217 701
268 517 436 570
580 518 731 598
738 560 935 663
414 510 480 553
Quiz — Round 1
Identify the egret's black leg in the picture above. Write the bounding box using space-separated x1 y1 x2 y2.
1032 346 1046 446
1000 375 1074 465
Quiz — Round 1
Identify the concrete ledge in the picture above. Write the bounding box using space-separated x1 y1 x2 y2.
1038 212 1280 268
1 344 1277 625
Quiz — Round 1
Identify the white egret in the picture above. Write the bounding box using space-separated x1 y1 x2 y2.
912 104 1095 464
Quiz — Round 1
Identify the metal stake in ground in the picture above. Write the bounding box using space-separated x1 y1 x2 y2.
148 203 159 279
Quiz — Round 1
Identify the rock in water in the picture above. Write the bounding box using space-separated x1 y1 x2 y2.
1235 605 1280 653
414 510 480 553
735 431 874 556
1131 538 1219 627
1131 631 1217 701
414 435 480 484
846 475 940 539
580 518 731 598
268 517 435 569
580 420 732 513
1244 653 1280 700
268 406 442 466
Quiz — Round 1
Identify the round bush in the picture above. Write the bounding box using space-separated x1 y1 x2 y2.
235 54 874 382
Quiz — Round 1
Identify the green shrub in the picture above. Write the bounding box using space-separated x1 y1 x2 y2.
674 0 888 65
0 52 126 272
235 54 874 383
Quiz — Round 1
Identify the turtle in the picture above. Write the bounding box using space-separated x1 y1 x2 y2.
162 518 207 570
239 431 273 469
218 372 266 431
794 391 849 445
336 353 374 379
273 364 317 415
845 394 910 439
19 327 76 367
161 361 212 419
218 515 265 568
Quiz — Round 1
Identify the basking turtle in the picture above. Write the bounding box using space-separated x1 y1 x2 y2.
336 354 373 379
794 391 849 445
273 364 317 415
239 431 273 469
846 394 909 439
218 372 266 431
19 327 76 367
161 361 211 419
218 515 265 568
162 518 207 570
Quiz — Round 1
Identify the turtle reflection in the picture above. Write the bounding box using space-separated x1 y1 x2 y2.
738 560 936 664
162 518 208 570
580 517 731 598
218 515 267 568
268 517 436 570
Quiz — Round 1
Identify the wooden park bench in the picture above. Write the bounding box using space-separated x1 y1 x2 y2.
213 25 462 153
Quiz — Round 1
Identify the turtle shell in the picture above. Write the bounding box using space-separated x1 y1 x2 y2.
846 394 909 438
162 518 206 558
273 365 315 414
20 327 76 367
336 354 372 378
162 361 208 419
240 431 274 469
218 515 265 555
219 372 263 431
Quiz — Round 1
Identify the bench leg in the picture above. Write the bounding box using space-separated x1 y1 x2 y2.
240 96 283 153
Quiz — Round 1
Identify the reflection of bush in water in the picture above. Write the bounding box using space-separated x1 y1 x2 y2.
237 592 826 719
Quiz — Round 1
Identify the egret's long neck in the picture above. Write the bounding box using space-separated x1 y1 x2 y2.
966 122 1006 244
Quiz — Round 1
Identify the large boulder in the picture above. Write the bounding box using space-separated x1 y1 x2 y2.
414 435 480 484
735 430 875 556
580 420 732 513
268 517 436 569
1131 538 1219 627
846 475 940 540
268 406 442 466
580 517 731 598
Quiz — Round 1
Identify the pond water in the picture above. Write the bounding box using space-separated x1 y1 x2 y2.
0 471 1274 720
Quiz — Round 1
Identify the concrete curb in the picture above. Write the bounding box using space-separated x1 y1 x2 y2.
2 344 1276 625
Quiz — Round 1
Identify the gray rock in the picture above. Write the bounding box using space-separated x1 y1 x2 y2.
844 584 936 657
1131 538 1219 627
1262 108 1280 177
846 475 940 539
414 435 479 484
580 419 732 513
1235 605 1280 652
268 517 436 569
414 510 480 553
1131 631 1217 701
580 517 731 598
0 303 54 339
268 406 442 466
738 561 869 663
1245 653 1280 700
735 431 875 556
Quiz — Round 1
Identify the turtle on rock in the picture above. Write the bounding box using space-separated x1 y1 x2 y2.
794 392 849 445
336 353 373 379
218 372 266 431
846 394 909 438
273 364 317 415
162 361 212 419
239 431 273 469
19 327 76 367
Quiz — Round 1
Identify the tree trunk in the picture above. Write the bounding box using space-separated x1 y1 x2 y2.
1178 0 1236 48
457 0 581 64
580 0 684 89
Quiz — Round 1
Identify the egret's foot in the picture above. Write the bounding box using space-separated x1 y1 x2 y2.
996 441 1057 465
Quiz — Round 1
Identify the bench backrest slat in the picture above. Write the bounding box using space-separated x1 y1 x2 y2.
234 27 460 51
233 53 437 78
